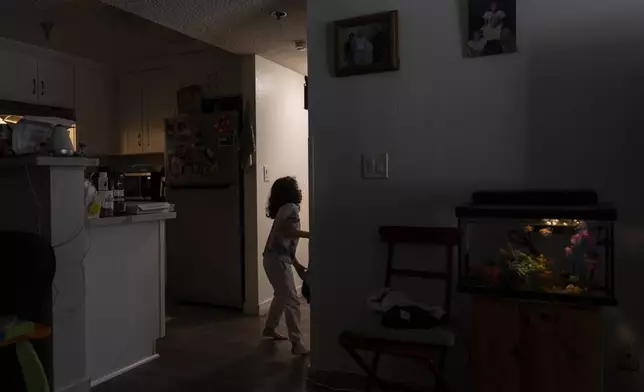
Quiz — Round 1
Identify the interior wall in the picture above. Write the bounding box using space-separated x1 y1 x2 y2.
242 55 260 315
254 55 309 313
308 0 644 390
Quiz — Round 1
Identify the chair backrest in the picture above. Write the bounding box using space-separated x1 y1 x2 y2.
379 226 459 318
0 231 56 324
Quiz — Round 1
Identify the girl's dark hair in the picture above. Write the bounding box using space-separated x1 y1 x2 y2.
267 176 302 219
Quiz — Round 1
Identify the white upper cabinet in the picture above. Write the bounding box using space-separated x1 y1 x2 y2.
118 74 144 155
37 57 74 108
142 68 177 154
0 51 39 103
0 42 74 108
75 63 118 155
119 68 177 155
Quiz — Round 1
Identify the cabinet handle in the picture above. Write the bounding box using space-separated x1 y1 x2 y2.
137 133 142 147
41 80 45 96
32 79 36 95
147 118 151 148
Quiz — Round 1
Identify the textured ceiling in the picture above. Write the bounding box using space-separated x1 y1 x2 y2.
100 0 308 74
0 0 224 67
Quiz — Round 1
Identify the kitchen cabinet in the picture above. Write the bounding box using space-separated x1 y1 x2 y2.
0 48 74 108
119 68 177 155
37 57 74 108
75 63 119 155
0 51 39 103
142 68 177 153
471 297 601 392
119 74 144 155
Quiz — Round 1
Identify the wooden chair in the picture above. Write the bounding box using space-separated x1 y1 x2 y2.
0 231 55 392
339 226 459 392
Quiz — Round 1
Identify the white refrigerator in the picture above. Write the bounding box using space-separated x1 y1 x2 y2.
164 111 245 308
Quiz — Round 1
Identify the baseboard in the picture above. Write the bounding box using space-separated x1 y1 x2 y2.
55 377 90 392
90 354 160 387
243 301 260 316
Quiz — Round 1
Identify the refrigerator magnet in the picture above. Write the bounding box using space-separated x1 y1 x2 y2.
218 135 234 147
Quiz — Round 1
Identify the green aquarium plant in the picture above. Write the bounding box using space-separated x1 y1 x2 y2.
508 251 549 277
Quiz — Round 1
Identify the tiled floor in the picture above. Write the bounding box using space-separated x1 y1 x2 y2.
93 304 314 392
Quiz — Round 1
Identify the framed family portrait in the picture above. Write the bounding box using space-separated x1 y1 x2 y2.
333 10 399 77
466 0 517 58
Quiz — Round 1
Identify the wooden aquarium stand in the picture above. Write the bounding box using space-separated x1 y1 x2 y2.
471 296 601 392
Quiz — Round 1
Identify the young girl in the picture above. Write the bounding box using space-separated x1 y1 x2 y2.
262 177 310 355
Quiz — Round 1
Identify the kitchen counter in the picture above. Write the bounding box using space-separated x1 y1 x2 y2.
88 212 176 227
84 210 175 386
0 156 98 167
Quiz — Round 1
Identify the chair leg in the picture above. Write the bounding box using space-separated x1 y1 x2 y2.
438 347 448 378
340 344 387 391
365 352 381 392
426 349 449 392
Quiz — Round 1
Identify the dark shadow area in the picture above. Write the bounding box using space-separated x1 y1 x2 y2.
524 35 644 391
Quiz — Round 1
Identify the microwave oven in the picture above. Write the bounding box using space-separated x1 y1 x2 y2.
123 171 165 201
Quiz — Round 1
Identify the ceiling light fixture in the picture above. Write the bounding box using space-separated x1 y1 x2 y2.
270 11 288 20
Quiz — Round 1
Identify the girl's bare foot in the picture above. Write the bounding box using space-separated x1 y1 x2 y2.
291 341 310 356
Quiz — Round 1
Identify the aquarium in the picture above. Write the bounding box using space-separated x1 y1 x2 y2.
456 191 616 305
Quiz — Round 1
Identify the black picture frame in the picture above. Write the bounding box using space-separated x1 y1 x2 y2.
465 0 517 58
304 76 308 110
333 11 399 77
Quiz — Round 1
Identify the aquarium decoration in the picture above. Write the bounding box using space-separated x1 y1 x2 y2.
456 190 616 306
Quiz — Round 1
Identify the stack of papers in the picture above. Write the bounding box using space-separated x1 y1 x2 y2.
126 202 174 215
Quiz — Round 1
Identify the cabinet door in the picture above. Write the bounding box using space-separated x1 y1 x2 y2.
518 302 558 392
471 297 521 392
553 306 601 392
0 51 38 103
142 68 177 154
75 64 118 155
37 57 74 108
118 74 143 154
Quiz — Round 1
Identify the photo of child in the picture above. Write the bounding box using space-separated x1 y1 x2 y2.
466 0 517 58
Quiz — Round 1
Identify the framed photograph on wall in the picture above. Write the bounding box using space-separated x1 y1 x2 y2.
333 10 399 77
466 0 517 58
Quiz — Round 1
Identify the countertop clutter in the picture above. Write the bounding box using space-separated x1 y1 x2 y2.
86 165 171 221
88 211 176 227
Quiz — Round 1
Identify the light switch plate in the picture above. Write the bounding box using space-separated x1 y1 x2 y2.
263 165 270 183
362 153 389 179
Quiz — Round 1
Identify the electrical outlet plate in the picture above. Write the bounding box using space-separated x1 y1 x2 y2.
362 153 389 179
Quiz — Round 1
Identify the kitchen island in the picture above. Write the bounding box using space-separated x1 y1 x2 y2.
84 212 176 386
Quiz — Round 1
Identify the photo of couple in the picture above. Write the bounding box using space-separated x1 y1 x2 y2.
333 11 399 77
342 26 388 67
467 0 517 58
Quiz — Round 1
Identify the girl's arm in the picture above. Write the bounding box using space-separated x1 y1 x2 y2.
277 204 310 239
280 224 310 239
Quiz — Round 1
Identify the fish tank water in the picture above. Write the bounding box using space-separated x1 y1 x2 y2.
456 191 616 305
